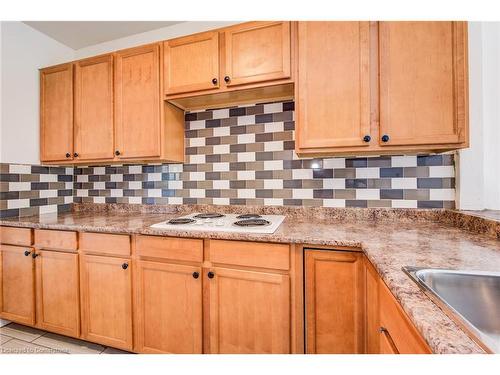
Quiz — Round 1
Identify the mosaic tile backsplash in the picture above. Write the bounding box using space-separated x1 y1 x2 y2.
0 164 73 218
0 100 456 218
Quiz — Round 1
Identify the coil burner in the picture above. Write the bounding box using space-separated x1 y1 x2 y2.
233 219 271 227
193 213 225 219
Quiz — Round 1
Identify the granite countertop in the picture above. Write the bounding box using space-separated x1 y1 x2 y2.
2 209 500 354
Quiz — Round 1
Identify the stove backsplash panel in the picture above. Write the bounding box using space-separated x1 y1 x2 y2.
72 101 455 210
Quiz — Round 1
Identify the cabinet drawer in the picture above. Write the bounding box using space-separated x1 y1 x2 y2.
0 226 32 246
79 232 131 257
209 240 289 270
136 236 203 263
34 229 77 251
379 281 431 354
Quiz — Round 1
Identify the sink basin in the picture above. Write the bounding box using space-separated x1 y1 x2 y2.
403 267 500 353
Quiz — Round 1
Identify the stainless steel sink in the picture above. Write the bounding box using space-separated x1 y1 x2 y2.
403 266 500 353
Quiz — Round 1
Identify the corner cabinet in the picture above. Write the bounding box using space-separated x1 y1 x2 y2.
304 249 365 353
40 63 74 162
295 21 469 156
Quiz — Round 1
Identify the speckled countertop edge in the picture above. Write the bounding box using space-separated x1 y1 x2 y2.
2 208 500 354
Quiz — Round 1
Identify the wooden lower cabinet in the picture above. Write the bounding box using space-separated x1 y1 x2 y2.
0 245 35 325
305 249 365 353
80 254 133 351
134 260 202 353
207 267 290 353
35 250 80 337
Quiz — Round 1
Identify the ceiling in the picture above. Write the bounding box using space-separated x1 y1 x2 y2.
23 21 184 49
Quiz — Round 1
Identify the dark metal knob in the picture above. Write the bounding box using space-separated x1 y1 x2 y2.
212 78 218 85
192 272 200 279
224 76 230 83
363 135 371 143
207 271 215 279
24 250 31 257
381 134 390 143
73 152 79 157
122 263 128 270
65 152 71 158
32 253 39 259
115 150 121 156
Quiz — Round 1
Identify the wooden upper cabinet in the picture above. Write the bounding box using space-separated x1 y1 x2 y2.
379 21 468 146
223 21 291 87
0 245 35 326
305 249 365 354
164 31 220 95
40 63 74 162
74 54 114 161
114 43 161 159
295 22 371 152
35 250 80 337
208 267 290 354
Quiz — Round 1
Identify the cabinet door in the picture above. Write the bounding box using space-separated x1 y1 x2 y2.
35 250 80 337
224 21 291 87
305 249 365 354
74 54 114 161
379 21 468 146
40 63 74 162
80 255 133 350
164 31 219 95
135 261 202 353
115 44 161 159
295 22 371 151
0 245 35 325
208 267 290 353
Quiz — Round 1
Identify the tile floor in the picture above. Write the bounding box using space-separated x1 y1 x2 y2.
0 322 130 354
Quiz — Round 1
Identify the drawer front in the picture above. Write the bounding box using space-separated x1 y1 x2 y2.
79 232 131 257
136 236 203 263
209 240 290 270
0 226 32 246
34 229 77 251
379 281 431 354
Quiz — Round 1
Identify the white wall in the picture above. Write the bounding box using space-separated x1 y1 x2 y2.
458 22 500 210
0 21 74 164
74 21 239 59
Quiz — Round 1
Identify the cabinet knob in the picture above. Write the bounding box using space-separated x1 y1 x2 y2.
363 135 371 143
32 253 39 259
24 250 31 257
73 152 79 157
379 327 388 333
115 150 121 156
65 152 71 158
224 76 230 83
122 263 128 270
381 134 390 143
212 78 218 85
192 271 200 279
207 271 215 279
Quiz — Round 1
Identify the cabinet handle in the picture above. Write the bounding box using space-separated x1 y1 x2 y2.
32 253 39 259
363 135 371 143
379 326 400 353
122 263 128 270
224 76 230 83
192 271 200 279
65 152 71 158
115 150 121 156
24 250 31 257
73 152 79 158
212 78 218 85
381 134 390 143
207 271 215 279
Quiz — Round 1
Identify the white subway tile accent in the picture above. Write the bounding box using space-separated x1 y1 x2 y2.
391 156 417 167
391 178 417 189
429 166 455 178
